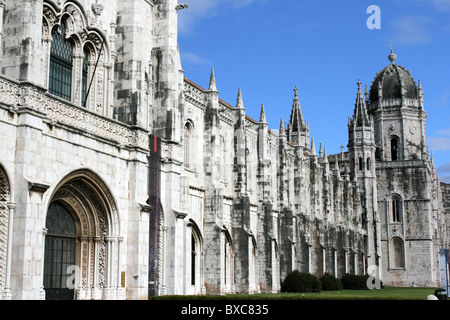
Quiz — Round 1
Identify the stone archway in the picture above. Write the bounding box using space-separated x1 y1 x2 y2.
0 165 11 299
44 170 122 300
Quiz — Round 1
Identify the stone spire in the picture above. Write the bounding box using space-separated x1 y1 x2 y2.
353 79 370 127
236 87 245 109
279 116 285 136
288 84 309 147
323 147 329 163
259 103 267 123
310 138 316 156
289 85 305 133
208 68 218 92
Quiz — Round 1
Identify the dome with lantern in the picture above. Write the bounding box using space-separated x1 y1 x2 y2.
368 49 420 111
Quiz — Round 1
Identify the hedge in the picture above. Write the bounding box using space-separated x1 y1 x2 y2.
281 270 322 293
320 273 343 291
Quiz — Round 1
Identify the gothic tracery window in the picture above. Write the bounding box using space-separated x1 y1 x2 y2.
49 22 73 101
44 3 108 111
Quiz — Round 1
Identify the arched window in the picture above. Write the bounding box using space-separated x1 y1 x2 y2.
184 122 192 168
391 195 402 223
366 157 371 171
224 235 231 285
221 136 227 181
391 237 405 269
391 137 399 161
359 157 363 171
191 233 196 285
49 22 73 101
81 47 89 107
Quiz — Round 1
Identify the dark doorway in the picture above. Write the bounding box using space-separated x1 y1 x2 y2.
44 201 77 300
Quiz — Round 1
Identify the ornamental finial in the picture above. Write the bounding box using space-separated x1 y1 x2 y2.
388 48 397 64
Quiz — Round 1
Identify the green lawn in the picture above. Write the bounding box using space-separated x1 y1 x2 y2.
150 287 443 300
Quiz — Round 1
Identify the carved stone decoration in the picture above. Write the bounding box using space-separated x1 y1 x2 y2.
92 3 104 16
0 75 149 151
0 167 10 290
48 170 119 299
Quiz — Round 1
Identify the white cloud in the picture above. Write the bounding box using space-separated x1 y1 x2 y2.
439 173 450 184
430 0 450 11
437 161 450 183
178 0 262 35
437 87 450 107
180 51 213 66
177 0 220 35
438 128 450 136
390 16 433 45
427 136 450 151
438 162 450 172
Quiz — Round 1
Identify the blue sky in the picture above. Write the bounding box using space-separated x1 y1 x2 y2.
177 0 450 183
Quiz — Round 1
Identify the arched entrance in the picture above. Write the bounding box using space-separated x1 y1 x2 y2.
43 170 121 300
43 201 77 300
0 165 11 298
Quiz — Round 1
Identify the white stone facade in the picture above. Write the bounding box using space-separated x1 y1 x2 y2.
0 0 448 300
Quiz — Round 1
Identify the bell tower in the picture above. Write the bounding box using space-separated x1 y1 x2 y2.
367 50 427 162
367 50 442 287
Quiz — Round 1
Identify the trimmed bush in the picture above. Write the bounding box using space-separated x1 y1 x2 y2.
320 273 343 291
341 274 370 290
281 270 322 293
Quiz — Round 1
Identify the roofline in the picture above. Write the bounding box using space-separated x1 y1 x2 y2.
183 76 282 138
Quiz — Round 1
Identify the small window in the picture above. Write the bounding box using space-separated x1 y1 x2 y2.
49 22 73 101
391 195 401 222
184 123 192 168
359 157 363 171
191 233 196 285
391 138 398 161
224 236 231 285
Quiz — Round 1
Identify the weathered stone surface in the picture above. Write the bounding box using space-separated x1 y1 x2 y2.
0 0 447 301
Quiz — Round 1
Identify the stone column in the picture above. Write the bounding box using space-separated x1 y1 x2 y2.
77 235 91 300
116 237 124 300
0 0 5 65
104 236 115 300
1 0 46 85
40 227 47 300
2 201 16 300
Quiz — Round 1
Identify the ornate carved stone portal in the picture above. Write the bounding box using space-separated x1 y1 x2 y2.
45 170 121 300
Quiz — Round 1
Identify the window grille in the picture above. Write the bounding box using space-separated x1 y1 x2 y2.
44 201 77 300
49 23 73 101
